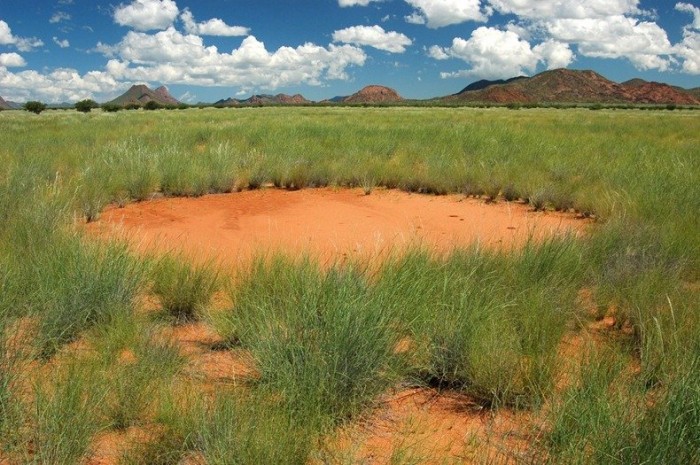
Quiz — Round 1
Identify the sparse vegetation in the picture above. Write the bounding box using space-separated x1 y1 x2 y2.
0 106 697 463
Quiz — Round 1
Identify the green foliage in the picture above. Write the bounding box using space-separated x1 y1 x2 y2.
144 100 162 110
101 103 122 112
23 100 46 114
375 238 580 408
75 99 99 113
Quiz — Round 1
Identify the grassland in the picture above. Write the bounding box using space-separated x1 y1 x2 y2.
0 106 698 464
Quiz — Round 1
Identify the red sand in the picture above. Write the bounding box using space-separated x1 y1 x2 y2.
89 188 586 265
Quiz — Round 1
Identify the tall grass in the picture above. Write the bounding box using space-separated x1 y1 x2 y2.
151 253 220 323
29 362 103 464
0 257 22 453
194 392 314 465
216 256 400 425
91 316 184 430
26 235 145 358
374 237 581 408
0 107 698 462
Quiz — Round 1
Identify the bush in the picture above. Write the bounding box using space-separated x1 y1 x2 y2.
101 103 122 112
24 101 46 114
144 100 162 111
75 99 99 113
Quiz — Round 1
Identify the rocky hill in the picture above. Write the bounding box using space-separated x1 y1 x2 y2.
449 69 700 105
215 93 310 106
105 84 180 107
620 79 699 105
343 85 403 104
457 76 527 94
0 96 13 110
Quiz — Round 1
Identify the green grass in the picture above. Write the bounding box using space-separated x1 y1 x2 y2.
26 235 145 358
218 256 400 426
373 237 581 408
29 362 103 465
151 253 221 323
0 106 698 463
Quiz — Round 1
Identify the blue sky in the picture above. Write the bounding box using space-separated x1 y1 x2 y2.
1 0 699 103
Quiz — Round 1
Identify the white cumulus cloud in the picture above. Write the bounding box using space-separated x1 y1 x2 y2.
49 12 71 24
97 28 366 90
488 0 641 20
546 16 674 71
532 39 575 69
333 25 412 53
676 2 700 30
0 20 44 51
0 52 26 67
180 9 249 36
0 66 119 102
431 27 573 79
52 37 70 48
113 0 179 31
404 0 490 28
0 21 14 45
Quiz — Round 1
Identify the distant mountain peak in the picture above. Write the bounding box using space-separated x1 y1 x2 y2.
0 96 12 110
343 85 403 103
106 84 180 107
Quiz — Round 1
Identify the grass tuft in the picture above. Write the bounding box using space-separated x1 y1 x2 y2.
151 253 221 323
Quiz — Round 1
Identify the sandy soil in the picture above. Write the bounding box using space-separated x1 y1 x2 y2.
319 387 538 465
89 188 587 265
79 188 589 464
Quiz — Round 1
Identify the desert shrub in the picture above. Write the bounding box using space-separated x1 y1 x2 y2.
0 260 23 450
24 101 46 114
144 100 162 111
151 254 220 323
75 99 99 113
636 354 700 464
101 103 122 112
101 335 183 429
546 344 643 464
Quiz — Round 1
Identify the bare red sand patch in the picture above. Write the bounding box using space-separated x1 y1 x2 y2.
162 322 257 383
89 188 586 265
322 387 536 464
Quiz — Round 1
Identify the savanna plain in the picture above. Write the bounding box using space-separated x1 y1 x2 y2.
0 106 699 464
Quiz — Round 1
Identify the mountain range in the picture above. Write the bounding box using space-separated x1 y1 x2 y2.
1 70 698 108
214 93 310 106
446 69 699 105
